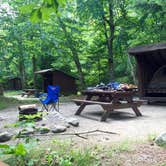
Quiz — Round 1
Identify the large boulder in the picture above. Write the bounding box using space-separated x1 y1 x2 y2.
155 132 166 147
0 132 12 142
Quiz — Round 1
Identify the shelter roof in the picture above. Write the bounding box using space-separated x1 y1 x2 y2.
128 42 166 55
35 68 77 79
35 68 53 74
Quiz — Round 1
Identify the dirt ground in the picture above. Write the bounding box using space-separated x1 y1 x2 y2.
0 102 166 143
0 102 166 165
100 143 166 166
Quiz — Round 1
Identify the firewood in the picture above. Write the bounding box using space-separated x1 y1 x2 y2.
18 104 37 111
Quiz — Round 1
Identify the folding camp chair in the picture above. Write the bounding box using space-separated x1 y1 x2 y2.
39 85 60 112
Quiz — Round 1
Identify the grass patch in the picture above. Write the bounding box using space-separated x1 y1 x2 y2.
107 139 132 157
0 90 82 110
1 139 99 166
4 90 84 103
0 96 20 110
4 90 23 97
1 138 166 166
159 164 166 166
60 94 84 103
4 90 83 103
0 96 39 110
147 132 158 142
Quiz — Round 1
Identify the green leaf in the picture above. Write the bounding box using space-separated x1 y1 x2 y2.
40 7 54 20
52 0 59 11
57 0 66 7
15 143 27 156
0 144 10 149
19 4 35 14
44 0 52 4
30 9 42 23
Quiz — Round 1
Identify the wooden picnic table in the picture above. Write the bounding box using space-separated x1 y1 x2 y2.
73 89 142 121
21 89 39 97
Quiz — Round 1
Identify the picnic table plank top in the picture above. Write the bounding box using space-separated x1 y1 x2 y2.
23 89 38 90
82 89 136 95
23 89 38 92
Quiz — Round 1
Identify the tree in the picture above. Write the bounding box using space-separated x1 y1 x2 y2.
0 0 165 92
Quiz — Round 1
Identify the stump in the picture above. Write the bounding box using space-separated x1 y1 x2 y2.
18 104 42 121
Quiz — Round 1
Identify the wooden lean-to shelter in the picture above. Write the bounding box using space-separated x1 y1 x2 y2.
129 42 166 102
35 69 77 94
7 77 22 90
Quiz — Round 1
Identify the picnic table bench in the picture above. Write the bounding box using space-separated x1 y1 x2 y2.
73 89 143 121
21 89 39 97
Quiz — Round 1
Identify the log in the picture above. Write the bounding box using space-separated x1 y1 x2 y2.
18 104 42 121
18 104 37 110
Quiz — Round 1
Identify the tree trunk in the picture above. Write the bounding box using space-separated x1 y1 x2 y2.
18 40 25 89
0 84 3 96
119 1 137 84
70 48 85 89
102 2 115 82
58 18 85 89
19 58 25 89
108 2 115 82
127 54 136 84
32 55 37 88
97 56 101 83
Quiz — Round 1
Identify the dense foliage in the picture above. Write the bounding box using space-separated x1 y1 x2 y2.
0 0 165 90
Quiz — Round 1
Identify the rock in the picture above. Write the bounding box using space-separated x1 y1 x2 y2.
65 123 70 128
20 127 35 136
67 118 79 127
51 125 67 133
105 137 109 141
47 111 66 121
0 116 5 121
155 132 166 147
39 127 50 134
0 132 12 142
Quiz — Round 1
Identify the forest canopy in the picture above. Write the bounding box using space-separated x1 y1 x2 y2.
0 0 165 90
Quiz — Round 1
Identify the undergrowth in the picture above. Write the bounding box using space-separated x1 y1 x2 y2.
0 96 38 110
0 139 99 166
0 96 20 110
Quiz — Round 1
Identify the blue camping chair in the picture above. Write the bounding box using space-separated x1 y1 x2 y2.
39 85 60 112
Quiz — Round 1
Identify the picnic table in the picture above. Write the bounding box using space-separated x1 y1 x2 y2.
73 89 143 121
21 89 39 97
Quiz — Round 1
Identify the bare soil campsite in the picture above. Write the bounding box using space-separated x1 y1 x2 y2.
0 93 166 166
